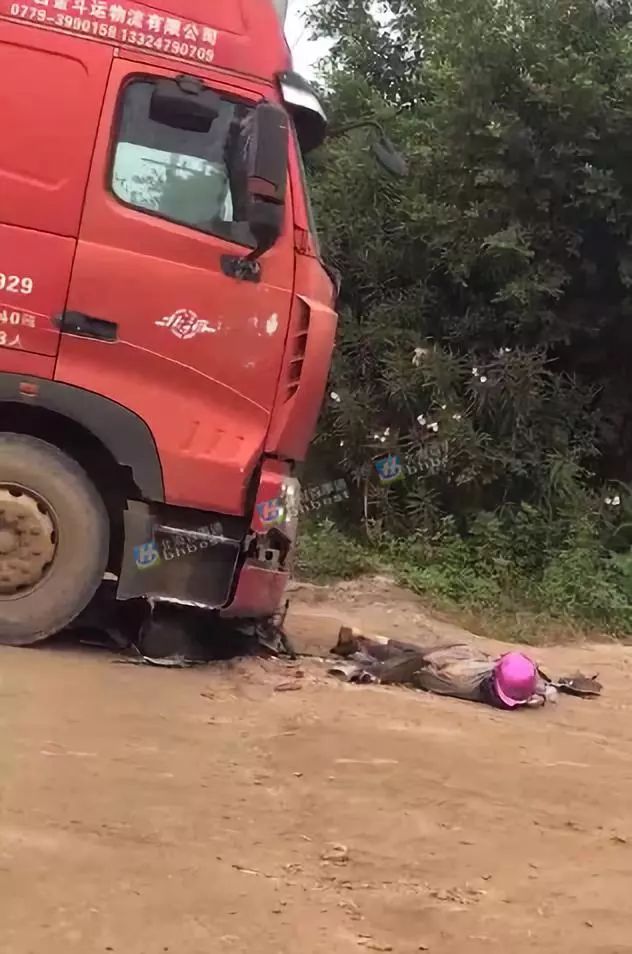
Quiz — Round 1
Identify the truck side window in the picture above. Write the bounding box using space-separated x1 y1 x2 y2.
292 123 321 258
111 80 254 247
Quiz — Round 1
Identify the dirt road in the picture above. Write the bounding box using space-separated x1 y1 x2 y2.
1 577 632 954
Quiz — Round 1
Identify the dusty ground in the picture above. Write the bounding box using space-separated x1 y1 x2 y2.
1 576 632 954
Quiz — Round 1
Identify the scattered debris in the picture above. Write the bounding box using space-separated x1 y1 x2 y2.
329 661 377 683
232 864 261 876
429 885 483 906
339 898 361 915
114 649 202 669
62 582 602 722
545 672 603 697
96 599 300 669
321 843 349 864
64 585 299 669
231 863 278 881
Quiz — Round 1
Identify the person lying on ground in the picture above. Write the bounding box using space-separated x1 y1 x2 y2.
330 629 547 709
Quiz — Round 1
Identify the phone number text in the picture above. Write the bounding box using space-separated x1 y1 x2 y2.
9 4 215 63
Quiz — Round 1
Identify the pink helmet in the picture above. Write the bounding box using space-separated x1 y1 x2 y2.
493 652 537 707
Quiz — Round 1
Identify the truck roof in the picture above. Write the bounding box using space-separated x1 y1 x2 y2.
0 0 292 82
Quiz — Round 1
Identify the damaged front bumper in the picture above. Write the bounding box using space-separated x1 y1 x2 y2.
116 460 299 618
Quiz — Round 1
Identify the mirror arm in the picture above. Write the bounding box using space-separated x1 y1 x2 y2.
328 118 386 139
326 118 409 177
220 209 278 283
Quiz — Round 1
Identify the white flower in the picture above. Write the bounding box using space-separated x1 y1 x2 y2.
479 375 488 383
380 436 387 443
613 495 621 506
330 391 341 403
504 347 512 353
373 433 380 439
441 404 447 410
384 427 391 436
452 413 462 421
428 422 439 432
416 414 426 425
412 347 428 367
605 497 612 505
472 367 479 377
339 440 345 447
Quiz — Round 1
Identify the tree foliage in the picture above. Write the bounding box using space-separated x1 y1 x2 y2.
306 0 632 542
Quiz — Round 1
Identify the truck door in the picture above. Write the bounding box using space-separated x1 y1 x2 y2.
55 58 295 516
0 21 111 376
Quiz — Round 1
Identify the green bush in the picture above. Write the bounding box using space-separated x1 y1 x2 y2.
536 532 632 631
294 0 632 639
296 506 632 638
294 518 377 583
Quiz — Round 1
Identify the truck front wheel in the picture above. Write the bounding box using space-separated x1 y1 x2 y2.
0 434 109 645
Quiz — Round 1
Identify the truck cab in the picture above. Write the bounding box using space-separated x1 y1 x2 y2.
0 0 337 644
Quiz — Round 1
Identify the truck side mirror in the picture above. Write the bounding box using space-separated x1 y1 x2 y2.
372 136 409 178
150 75 220 133
329 120 408 178
221 101 289 282
243 101 289 255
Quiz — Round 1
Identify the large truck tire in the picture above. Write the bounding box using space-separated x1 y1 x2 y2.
0 433 109 646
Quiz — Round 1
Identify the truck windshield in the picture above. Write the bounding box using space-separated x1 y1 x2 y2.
111 80 254 247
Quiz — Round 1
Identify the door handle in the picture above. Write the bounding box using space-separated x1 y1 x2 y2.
57 311 118 342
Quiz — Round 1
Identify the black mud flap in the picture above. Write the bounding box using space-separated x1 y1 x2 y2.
117 501 242 609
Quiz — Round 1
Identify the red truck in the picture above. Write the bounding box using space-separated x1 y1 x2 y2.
0 0 340 645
